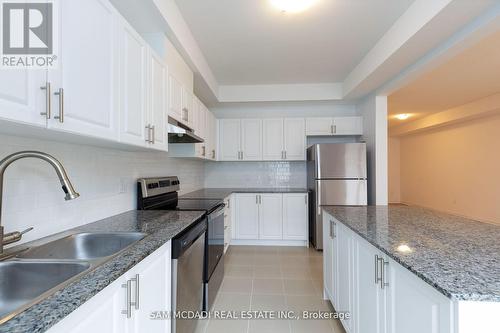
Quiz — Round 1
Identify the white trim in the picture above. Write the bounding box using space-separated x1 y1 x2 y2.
230 239 308 247
218 83 343 103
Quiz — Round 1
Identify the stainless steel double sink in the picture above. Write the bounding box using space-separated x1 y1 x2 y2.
0 232 146 322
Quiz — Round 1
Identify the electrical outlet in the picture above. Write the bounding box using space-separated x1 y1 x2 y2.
119 178 128 194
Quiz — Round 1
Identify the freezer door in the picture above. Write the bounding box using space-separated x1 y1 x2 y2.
315 143 367 179
317 179 367 206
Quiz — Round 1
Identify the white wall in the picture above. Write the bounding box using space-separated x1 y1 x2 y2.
204 161 306 188
388 136 401 203
0 134 205 245
358 95 388 205
211 101 358 119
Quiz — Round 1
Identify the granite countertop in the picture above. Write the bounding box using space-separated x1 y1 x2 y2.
323 205 500 302
180 187 309 200
0 210 205 333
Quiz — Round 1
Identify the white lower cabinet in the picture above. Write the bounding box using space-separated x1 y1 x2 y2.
323 212 454 333
282 193 308 240
234 194 260 239
47 241 171 333
223 196 232 253
259 194 283 240
233 193 307 244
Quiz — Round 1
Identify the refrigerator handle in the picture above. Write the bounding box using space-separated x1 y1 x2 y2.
316 181 321 215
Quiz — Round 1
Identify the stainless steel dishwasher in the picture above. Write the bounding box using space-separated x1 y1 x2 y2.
171 218 206 333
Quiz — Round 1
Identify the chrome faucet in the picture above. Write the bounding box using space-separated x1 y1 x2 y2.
0 151 80 254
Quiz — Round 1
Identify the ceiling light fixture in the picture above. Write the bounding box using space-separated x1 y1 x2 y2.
394 113 411 120
270 0 319 13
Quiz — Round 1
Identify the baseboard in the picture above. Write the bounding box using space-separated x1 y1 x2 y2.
230 239 308 247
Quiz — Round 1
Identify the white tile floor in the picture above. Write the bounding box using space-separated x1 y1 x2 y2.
196 246 346 333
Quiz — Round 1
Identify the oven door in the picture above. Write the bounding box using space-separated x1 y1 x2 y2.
206 205 225 280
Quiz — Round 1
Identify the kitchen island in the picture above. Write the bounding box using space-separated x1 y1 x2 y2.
323 205 500 333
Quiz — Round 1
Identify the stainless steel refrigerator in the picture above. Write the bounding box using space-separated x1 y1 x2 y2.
307 143 367 250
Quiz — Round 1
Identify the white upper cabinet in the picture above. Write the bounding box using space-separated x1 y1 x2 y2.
148 51 168 151
262 119 284 160
168 74 183 122
241 119 262 161
258 194 283 240
0 68 47 127
48 0 119 140
181 88 193 127
209 111 217 160
334 117 363 135
219 119 241 161
306 116 363 136
283 118 306 160
306 117 333 136
283 193 308 240
222 118 305 162
118 19 148 147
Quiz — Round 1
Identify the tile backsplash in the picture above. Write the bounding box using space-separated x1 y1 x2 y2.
0 134 205 245
204 161 307 188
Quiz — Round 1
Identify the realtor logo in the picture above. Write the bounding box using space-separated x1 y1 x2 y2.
1 0 58 68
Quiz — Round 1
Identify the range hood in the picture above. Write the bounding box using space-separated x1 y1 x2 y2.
167 117 204 144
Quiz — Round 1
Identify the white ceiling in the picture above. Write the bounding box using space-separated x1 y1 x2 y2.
175 0 415 85
388 29 500 128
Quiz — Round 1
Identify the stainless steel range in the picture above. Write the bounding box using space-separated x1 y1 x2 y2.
137 177 225 331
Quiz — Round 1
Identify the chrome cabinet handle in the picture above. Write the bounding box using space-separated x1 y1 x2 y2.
133 274 140 309
122 279 133 318
330 125 334 134
212 149 215 159
333 125 337 134
375 255 382 284
284 151 287 159
256 195 259 204
54 88 64 123
145 125 151 143
380 260 389 289
151 125 155 144
40 82 51 119
329 220 336 239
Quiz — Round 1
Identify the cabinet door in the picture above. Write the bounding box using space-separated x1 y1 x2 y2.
262 118 284 160
284 118 305 160
168 75 182 121
129 242 171 333
305 117 333 136
354 236 385 333
219 119 241 161
0 68 47 127
195 105 207 158
149 51 168 151
333 117 363 135
336 223 354 333
322 214 336 302
209 112 217 160
283 193 308 240
181 88 193 127
48 0 119 140
234 194 259 239
241 119 262 161
385 256 452 333
258 194 283 240
118 20 148 147
47 276 126 333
